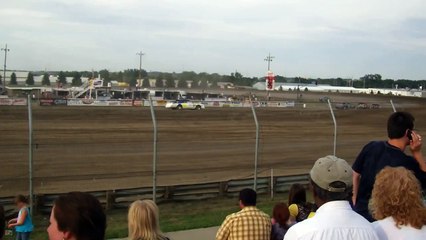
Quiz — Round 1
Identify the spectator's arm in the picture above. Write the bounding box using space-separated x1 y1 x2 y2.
7 218 17 224
8 209 27 227
410 131 426 172
413 152 426 172
216 216 232 240
352 171 361 205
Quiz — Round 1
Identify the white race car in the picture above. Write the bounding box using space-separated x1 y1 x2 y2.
165 100 205 110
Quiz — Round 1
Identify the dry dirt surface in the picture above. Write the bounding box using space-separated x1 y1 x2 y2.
0 92 425 197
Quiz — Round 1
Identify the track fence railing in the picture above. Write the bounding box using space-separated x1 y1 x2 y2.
0 173 309 216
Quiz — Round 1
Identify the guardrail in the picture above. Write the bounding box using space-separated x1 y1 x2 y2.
1 174 309 216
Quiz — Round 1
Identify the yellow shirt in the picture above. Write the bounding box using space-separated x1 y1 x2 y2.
289 203 315 220
216 206 271 240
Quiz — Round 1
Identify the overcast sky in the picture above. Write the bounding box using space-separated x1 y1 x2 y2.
1 0 426 79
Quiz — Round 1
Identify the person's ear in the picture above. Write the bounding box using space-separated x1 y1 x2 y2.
63 231 73 240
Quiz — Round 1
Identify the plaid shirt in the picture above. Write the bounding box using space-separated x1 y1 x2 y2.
216 206 271 240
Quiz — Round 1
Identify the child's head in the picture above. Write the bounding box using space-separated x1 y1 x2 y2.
14 195 29 208
272 202 290 226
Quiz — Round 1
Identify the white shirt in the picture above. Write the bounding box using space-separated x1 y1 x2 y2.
284 201 378 240
372 217 426 240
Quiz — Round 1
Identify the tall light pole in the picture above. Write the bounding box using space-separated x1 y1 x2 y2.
264 53 274 71
136 51 145 85
1 44 10 89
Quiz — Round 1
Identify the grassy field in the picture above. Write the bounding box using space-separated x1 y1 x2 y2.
15 193 297 240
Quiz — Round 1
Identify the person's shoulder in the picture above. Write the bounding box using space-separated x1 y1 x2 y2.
372 217 395 229
249 207 271 220
225 211 240 221
259 210 272 221
371 219 392 240
356 141 385 157
19 207 28 213
364 141 386 151
349 212 379 233
291 216 316 229
284 218 315 240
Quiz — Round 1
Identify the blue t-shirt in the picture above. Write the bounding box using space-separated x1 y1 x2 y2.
352 141 426 221
15 207 33 233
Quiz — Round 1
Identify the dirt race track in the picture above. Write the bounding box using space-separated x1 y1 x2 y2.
1 91 425 197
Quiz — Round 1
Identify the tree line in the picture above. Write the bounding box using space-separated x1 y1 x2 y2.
4 70 426 90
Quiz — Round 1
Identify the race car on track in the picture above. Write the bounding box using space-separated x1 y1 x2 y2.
165 99 205 110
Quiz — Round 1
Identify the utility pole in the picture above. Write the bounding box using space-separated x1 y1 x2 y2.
136 51 145 85
264 53 274 71
1 44 10 89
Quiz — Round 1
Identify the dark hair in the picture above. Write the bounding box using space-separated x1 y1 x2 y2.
54 192 106 240
0 205 5 239
311 180 352 202
239 188 257 206
387 112 414 139
14 195 28 204
272 203 290 226
288 183 306 205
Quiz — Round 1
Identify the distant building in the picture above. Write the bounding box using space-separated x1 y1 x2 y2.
252 82 425 98
217 82 234 89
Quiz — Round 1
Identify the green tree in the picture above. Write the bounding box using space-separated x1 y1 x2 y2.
177 79 187 88
382 79 394 88
192 80 199 88
210 80 218 88
10 72 17 85
142 77 151 88
179 71 197 81
165 73 175 88
99 69 110 86
123 69 145 87
117 71 123 82
71 72 82 86
156 74 164 88
0 74 2 86
26 72 35 85
199 79 208 89
41 73 50 86
360 74 382 88
58 71 67 85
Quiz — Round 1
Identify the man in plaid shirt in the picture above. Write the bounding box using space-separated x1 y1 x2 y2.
216 188 271 240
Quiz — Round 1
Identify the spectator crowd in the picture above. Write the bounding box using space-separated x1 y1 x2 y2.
1 111 425 240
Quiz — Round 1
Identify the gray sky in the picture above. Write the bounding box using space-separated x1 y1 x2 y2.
1 0 426 79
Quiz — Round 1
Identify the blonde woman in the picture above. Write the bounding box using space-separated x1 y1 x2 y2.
370 167 426 239
128 200 169 240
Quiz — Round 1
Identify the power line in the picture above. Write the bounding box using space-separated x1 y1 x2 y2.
264 53 274 71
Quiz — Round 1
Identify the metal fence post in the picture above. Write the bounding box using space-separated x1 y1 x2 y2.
270 168 274 200
250 98 259 191
149 95 157 203
327 99 337 156
27 94 34 216
390 100 396 112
